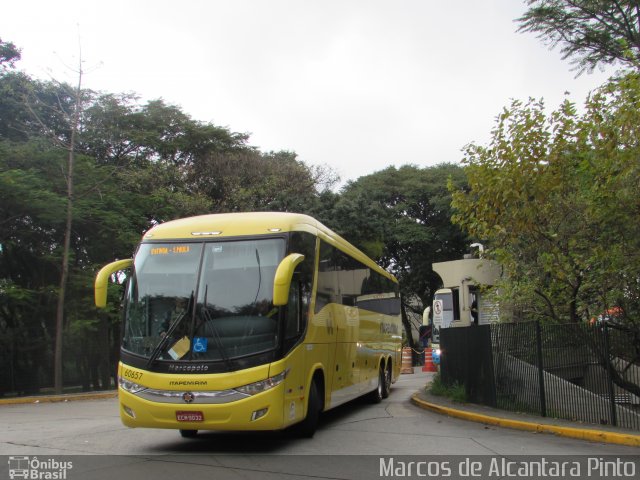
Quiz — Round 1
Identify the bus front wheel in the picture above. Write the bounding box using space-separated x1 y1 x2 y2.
294 380 321 438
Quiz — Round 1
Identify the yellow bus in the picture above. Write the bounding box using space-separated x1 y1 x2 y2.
95 212 402 438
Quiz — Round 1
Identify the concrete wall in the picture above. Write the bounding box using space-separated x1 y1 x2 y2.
494 353 640 430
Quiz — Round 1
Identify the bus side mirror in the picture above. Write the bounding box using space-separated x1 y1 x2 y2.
272 253 305 306
95 259 133 308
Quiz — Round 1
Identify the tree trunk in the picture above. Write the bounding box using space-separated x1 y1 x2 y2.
53 182 73 393
53 65 82 394
401 301 415 347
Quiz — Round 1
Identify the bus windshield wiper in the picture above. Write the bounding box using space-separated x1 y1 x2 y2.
146 292 193 368
200 285 233 370
252 248 262 306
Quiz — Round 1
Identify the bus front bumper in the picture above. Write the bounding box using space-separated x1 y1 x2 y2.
118 385 285 431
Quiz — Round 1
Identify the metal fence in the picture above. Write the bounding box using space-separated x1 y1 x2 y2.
440 321 640 430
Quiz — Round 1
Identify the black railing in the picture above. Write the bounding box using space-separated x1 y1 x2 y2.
440 321 640 430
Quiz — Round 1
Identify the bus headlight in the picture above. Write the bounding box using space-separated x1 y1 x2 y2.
234 369 289 396
118 376 147 394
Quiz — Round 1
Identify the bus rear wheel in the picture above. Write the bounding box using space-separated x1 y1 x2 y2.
382 364 392 399
368 366 384 403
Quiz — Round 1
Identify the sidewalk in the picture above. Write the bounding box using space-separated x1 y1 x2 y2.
403 367 640 448
0 390 117 405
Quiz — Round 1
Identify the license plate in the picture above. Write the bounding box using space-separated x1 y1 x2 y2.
176 411 204 422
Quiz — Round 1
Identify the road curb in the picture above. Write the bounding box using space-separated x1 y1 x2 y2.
411 392 640 448
0 391 117 405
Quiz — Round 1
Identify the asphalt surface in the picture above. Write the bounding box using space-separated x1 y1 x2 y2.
2 368 639 480
3 366 639 448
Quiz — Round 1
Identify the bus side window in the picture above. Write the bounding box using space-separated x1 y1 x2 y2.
289 231 315 315
315 240 336 313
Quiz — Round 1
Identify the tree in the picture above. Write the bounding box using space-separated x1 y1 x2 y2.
54 62 83 393
517 0 640 74
451 74 640 398
451 74 640 326
11 49 89 393
319 164 470 343
0 38 20 71
0 140 63 394
581 73 640 323
0 53 340 395
187 149 337 213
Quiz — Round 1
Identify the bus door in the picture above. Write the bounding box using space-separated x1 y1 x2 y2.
281 273 307 426
329 298 356 407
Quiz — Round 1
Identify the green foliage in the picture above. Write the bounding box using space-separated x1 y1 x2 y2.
0 38 20 71
313 164 470 343
429 373 468 403
517 0 640 74
0 40 462 396
452 73 640 325
331 164 469 308
0 63 336 395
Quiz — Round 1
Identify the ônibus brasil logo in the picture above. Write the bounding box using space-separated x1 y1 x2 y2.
8 456 73 479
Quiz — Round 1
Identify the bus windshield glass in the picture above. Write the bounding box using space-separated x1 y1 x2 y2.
122 238 285 365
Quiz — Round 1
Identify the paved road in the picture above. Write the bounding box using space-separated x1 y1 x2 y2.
1 370 638 479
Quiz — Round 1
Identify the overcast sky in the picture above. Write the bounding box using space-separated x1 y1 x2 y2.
3 1 615 184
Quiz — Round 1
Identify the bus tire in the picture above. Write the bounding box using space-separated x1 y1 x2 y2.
382 363 392 399
294 380 321 438
180 429 198 438
368 366 384 404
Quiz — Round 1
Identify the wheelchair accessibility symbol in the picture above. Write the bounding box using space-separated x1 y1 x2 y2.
193 337 208 353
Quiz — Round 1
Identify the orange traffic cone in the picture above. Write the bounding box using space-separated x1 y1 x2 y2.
422 348 437 372
401 347 414 374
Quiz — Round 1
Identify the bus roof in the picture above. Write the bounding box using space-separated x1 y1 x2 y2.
143 212 397 283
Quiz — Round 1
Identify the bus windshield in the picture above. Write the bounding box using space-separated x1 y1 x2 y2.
122 238 285 366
